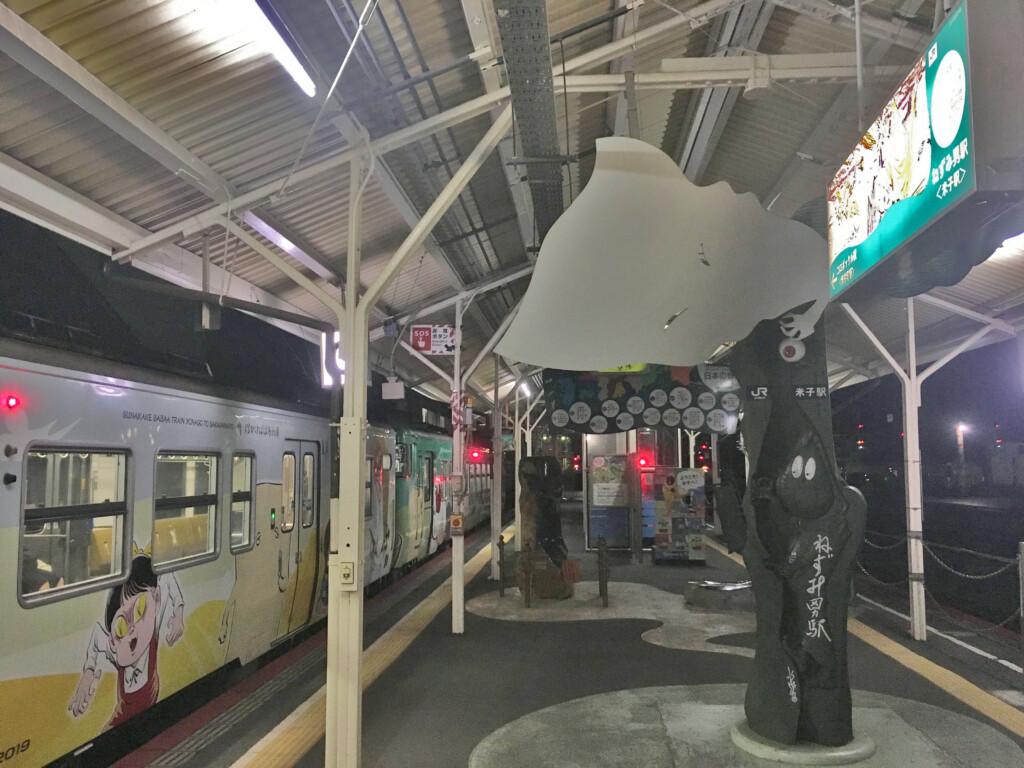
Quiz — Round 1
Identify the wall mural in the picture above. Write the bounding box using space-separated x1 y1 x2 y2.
542 364 740 435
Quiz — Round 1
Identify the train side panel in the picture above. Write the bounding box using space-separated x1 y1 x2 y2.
364 427 397 587
0 357 328 768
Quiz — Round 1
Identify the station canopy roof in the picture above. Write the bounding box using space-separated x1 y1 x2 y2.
2 0 1022 411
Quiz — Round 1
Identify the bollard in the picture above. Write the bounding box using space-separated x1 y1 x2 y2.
498 535 506 598
524 541 533 608
1019 542 1024 695
598 535 609 608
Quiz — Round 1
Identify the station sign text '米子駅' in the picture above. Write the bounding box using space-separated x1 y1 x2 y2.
827 4 972 298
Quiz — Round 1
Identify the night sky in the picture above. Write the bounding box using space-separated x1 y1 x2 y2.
831 335 1024 477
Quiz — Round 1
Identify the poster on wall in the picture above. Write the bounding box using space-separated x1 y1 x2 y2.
652 468 706 563
827 3 973 298
588 455 630 547
544 364 740 435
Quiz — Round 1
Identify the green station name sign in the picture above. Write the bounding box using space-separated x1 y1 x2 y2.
827 4 973 298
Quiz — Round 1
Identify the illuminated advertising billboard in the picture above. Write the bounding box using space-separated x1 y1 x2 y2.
827 4 972 298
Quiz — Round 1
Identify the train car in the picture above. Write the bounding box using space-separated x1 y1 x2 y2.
392 428 453 574
0 214 499 767
0 343 406 768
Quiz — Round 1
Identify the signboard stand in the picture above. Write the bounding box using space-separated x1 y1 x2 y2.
586 454 631 550
650 467 707 564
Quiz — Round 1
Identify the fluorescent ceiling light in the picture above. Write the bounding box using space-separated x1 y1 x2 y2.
988 230 1024 263
194 0 316 98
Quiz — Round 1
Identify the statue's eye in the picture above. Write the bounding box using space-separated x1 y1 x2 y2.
114 616 128 639
790 456 804 478
805 457 817 480
134 594 147 622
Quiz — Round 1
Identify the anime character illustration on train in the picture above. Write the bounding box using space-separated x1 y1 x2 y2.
68 547 185 730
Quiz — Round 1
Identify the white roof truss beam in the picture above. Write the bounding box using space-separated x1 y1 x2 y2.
770 0 926 49
0 2 339 288
762 0 929 213
369 263 534 341
673 2 772 182
0 152 322 344
914 294 1015 337
114 10 701 262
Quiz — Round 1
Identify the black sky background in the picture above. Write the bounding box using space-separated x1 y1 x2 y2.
831 335 1024 475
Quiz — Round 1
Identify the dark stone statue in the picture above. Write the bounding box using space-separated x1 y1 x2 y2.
724 310 866 747
515 456 573 600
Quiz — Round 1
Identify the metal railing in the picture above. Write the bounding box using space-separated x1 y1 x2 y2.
855 530 1024 669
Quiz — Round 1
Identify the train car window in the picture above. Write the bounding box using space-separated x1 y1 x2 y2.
281 454 296 532
20 450 128 601
230 454 254 552
153 453 218 566
301 453 315 528
420 455 433 510
439 460 451 501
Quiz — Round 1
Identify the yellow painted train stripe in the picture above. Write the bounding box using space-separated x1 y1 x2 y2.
702 535 1024 739
231 525 515 768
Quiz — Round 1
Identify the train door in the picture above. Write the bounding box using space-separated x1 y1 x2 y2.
419 451 436 557
277 440 320 638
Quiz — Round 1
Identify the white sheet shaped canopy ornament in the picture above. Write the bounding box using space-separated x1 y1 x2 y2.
496 137 829 370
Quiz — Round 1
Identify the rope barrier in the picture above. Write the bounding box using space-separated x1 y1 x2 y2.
855 560 909 586
923 543 1020 580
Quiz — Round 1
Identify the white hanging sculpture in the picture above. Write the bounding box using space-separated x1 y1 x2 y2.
496 137 829 370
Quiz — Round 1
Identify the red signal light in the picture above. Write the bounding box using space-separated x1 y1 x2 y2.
470 449 481 460
4 395 19 410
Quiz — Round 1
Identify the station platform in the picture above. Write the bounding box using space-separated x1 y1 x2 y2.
114 501 1024 768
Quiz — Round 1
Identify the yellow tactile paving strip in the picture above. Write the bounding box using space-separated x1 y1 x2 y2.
702 535 1024 739
231 526 515 768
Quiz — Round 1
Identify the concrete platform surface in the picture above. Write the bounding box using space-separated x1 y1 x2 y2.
468 684 1024 768
466 581 756 657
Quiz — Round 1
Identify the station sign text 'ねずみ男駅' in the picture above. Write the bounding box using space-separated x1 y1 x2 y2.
827 0 1024 301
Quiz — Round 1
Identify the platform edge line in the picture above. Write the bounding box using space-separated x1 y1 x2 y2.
228 524 515 768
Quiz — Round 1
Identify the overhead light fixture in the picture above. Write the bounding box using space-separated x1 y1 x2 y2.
193 0 316 98
320 331 346 387
520 382 531 396
987 230 1024 262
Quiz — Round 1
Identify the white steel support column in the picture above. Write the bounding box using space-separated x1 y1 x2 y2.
327 153 369 768
452 297 467 635
843 296 1011 641
514 391 521 551
329 102 511 768
491 356 503 580
904 298 927 640
711 432 720 482
842 300 924 640
686 429 698 468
